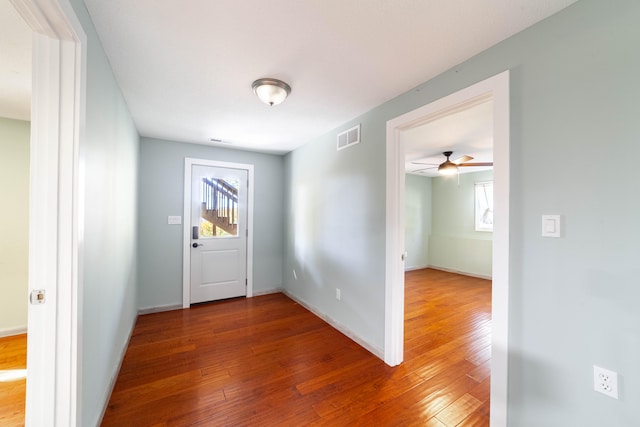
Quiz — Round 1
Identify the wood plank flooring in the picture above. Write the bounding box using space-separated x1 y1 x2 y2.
102 268 491 426
0 333 27 427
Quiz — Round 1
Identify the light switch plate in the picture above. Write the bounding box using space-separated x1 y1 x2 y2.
541 215 561 237
168 215 182 225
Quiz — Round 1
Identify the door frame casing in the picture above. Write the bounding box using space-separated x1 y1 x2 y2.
182 158 255 307
10 0 87 424
385 71 510 426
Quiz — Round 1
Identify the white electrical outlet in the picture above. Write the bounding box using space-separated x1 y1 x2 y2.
336 288 341 301
593 365 618 399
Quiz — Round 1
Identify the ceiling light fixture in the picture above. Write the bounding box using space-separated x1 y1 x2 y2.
252 78 291 106
438 161 458 175
438 151 459 175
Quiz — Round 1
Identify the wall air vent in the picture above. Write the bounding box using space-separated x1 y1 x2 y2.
337 124 361 151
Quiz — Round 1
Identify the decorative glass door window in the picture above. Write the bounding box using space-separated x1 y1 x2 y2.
475 181 493 232
199 177 240 238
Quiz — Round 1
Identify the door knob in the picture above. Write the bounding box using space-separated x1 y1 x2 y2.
192 242 203 248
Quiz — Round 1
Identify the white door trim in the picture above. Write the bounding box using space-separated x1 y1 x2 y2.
385 71 510 427
183 158 254 307
11 0 87 425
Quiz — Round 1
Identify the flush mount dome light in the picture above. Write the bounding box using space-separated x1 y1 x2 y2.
252 78 291 106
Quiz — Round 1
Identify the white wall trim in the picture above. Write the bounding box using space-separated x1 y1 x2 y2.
384 125 405 366
385 70 510 427
403 265 430 272
12 0 87 426
282 291 384 360
490 71 511 427
138 304 184 315
252 287 283 297
0 326 28 338
183 158 255 308
426 265 493 281
95 315 137 426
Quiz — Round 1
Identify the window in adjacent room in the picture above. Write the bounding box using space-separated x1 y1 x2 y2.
475 181 493 232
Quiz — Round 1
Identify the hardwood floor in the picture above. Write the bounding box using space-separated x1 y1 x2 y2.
102 268 491 426
0 333 27 427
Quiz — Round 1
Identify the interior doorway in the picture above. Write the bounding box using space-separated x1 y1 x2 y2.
1 0 32 338
402 98 494 276
10 0 87 424
385 71 510 426
0 2 33 424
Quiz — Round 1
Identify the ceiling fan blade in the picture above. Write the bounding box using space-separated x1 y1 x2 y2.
452 155 473 164
457 162 493 167
410 161 439 165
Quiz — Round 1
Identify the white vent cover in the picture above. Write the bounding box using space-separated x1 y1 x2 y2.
337 124 361 151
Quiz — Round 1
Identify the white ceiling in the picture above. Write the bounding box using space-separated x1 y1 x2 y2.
83 0 577 154
403 100 494 177
0 0 32 121
2 0 578 154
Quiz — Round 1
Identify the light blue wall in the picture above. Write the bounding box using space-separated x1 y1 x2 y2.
429 170 493 277
284 0 640 424
405 171 492 276
69 1 140 425
404 174 431 270
284 121 386 352
137 138 285 310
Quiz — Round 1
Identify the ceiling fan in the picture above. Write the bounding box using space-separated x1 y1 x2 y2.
413 151 493 175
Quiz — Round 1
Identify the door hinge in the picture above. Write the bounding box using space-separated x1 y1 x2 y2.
245 278 248 286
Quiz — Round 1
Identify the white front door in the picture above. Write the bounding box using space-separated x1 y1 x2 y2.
190 164 248 303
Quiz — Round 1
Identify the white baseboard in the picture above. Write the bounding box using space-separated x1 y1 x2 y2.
0 326 27 338
427 265 492 280
97 313 138 426
137 290 284 315
252 287 282 297
404 264 430 272
282 290 384 360
138 303 183 315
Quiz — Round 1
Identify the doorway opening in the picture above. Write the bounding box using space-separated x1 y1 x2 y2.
385 71 510 426
9 0 87 424
402 97 494 276
0 3 31 418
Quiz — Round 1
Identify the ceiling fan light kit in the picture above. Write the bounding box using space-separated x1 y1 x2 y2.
438 151 458 175
412 151 493 175
438 161 458 175
252 78 291 106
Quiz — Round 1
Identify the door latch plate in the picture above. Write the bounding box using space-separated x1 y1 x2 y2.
30 289 46 305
